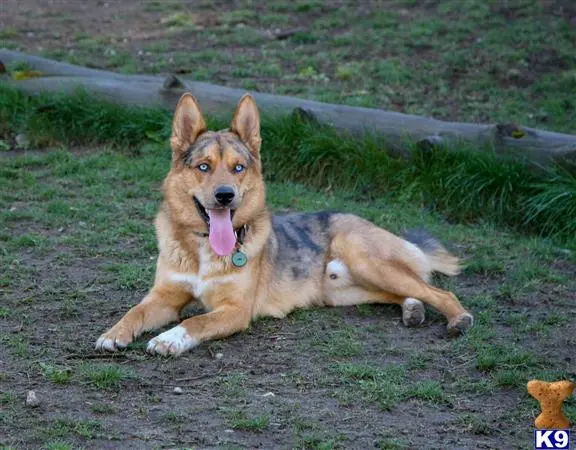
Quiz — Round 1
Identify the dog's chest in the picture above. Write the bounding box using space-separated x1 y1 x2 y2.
167 247 238 300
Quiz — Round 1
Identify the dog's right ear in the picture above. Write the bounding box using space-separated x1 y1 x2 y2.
170 93 207 158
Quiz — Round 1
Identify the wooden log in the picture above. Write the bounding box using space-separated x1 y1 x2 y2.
2 49 575 165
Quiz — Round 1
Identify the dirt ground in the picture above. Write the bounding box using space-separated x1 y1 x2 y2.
1 144 575 449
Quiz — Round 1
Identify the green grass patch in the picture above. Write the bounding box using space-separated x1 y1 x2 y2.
78 363 137 389
330 362 445 410
296 434 339 450
44 441 74 450
39 362 72 385
103 262 153 290
220 407 270 432
316 327 364 358
231 414 269 432
43 419 101 439
404 380 447 403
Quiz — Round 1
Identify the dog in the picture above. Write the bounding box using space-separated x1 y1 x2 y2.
95 93 473 356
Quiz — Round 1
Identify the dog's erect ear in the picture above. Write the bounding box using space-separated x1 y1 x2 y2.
170 93 206 156
230 94 261 156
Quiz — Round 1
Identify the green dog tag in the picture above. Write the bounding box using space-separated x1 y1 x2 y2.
232 250 247 267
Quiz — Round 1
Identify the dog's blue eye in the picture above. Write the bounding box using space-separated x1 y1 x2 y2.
198 163 210 172
234 164 245 173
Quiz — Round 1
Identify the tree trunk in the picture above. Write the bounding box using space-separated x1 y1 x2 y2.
2 49 575 166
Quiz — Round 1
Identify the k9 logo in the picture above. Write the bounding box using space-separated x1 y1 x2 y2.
535 430 571 449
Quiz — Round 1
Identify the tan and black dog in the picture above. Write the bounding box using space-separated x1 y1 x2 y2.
96 93 473 356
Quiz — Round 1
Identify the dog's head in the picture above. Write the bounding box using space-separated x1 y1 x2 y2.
163 93 266 256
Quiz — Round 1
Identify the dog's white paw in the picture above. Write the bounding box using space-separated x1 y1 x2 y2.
95 333 129 352
146 325 198 357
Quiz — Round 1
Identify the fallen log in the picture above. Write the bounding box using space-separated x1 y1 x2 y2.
2 49 575 166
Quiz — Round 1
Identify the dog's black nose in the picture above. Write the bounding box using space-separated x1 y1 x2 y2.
214 186 235 206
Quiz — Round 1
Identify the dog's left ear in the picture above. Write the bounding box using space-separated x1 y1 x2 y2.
230 94 261 156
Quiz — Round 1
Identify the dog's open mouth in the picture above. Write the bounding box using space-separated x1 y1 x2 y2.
193 196 237 257
193 196 236 224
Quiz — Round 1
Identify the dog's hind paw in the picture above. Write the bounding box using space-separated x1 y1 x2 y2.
402 298 426 327
146 325 198 357
447 312 474 336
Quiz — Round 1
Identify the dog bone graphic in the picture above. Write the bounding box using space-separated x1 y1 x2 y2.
527 379 574 429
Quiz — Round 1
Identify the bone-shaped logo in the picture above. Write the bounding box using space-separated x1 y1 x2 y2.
527 379 574 430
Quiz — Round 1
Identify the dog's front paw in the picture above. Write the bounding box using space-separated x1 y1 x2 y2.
146 325 198 357
95 327 133 352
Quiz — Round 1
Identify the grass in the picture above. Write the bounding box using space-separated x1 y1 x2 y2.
78 363 137 389
221 408 270 432
43 419 101 439
315 327 364 358
39 362 73 385
331 363 411 410
296 435 339 450
44 441 74 450
1 85 575 242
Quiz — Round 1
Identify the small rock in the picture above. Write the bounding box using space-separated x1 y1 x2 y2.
173 387 183 394
262 392 275 398
26 390 40 407
215 352 223 359
15 133 30 149
224 429 234 433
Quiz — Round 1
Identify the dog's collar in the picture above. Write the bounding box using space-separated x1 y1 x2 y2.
192 225 248 246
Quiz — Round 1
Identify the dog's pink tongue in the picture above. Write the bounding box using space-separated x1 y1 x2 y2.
208 209 236 256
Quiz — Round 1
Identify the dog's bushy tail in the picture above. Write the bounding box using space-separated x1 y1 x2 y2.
402 228 461 276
